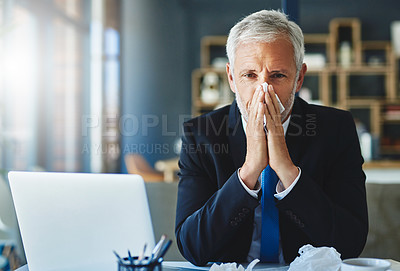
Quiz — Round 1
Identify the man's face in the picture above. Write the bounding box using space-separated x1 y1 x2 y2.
226 38 306 122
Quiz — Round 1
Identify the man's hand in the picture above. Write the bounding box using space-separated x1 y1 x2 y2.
239 86 268 189
264 85 299 189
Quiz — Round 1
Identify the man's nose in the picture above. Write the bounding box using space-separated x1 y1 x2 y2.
259 74 269 85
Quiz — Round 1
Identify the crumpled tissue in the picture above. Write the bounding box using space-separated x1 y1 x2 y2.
288 244 342 271
210 259 260 271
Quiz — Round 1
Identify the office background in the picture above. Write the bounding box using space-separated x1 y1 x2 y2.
1 0 400 175
1 0 400 266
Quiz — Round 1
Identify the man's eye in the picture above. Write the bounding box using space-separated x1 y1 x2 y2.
244 73 256 78
272 73 286 78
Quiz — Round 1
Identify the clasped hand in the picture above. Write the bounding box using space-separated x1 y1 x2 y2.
239 84 298 190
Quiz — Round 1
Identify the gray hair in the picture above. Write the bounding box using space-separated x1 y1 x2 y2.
226 10 304 72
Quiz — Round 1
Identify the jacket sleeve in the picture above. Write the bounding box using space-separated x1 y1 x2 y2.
277 111 368 260
174 122 259 266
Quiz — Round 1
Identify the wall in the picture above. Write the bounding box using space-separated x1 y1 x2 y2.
120 0 280 170
121 0 187 169
121 0 400 171
300 0 400 40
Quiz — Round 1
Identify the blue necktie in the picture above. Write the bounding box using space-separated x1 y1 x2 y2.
260 165 280 262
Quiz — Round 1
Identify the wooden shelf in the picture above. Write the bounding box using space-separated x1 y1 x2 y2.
301 18 399 163
191 67 232 116
305 66 334 73
382 119 400 124
192 18 400 164
338 65 391 74
363 160 400 169
380 146 400 154
193 100 219 108
201 36 228 68
329 18 362 66
381 101 400 123
306 64 391 73
304 33 330 44
361 41 393 66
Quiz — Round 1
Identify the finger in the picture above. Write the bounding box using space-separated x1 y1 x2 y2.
247 89 265 138
268 85 281 117
250 85 263 109
248 101 265 137
264 102 274 130
253 99 266 129
266 85 281 124
256 85 265 103
247 87 262 121
256 101 265 125
248 87 262 122
264 87 276 116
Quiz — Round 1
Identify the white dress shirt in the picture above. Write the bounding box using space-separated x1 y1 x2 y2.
236 115 302 263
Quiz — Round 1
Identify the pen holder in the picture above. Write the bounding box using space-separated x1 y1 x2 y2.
118 256 163 271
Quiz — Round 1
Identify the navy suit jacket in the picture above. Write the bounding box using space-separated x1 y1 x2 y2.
175 97 368 266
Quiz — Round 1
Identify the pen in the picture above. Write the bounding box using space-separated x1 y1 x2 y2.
138 243 147 263
151 235 167 259
113 250 124 264
150 239 172 264
128 249 134 265
157 239 172 260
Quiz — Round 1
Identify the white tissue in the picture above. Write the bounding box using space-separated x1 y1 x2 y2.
261 82 285 134
209 259 260 271
261 82 285 114
288 244 342 271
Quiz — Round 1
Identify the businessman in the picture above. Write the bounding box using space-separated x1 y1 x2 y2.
175 10 368 266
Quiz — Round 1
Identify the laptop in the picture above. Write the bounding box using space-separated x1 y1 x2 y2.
8 171 155 271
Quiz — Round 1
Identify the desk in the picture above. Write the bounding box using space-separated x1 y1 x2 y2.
153 159 400 184
14 262 288 271
15 259 400 271
365 168 400 184
163 261 288 271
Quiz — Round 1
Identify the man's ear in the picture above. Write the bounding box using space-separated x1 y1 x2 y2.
226 63 236 94
295 63 307 94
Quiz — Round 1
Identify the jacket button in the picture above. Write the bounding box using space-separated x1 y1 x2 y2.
238 212 245 218
230 220 238 227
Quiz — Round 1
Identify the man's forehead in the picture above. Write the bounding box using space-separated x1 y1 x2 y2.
236 34 292 48
233 39 295 68
235 37 293 50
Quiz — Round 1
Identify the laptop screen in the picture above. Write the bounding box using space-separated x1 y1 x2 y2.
9 171 155 271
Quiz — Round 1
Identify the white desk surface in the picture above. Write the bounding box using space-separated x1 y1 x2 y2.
163 261 288 270
15 261 289 271
14 259 400 271
365 169 400 184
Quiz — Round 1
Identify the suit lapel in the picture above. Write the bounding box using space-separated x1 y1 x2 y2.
228 101 247 170
285 97 307 167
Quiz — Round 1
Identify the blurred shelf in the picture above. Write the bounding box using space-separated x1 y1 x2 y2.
193 100 219 109
382 118 400 124
192 18 400 163
380 146 400 154
364 160 400 169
